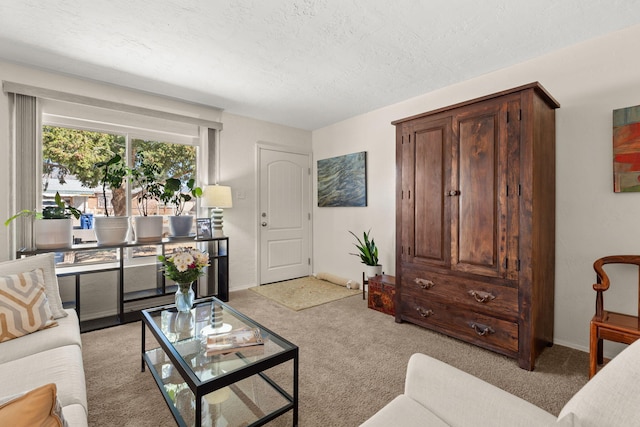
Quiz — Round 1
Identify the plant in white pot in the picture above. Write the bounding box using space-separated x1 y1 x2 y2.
93 154 130 245
130 153 165 242
5 192 81 249
349 229 382 278
162 177 202 237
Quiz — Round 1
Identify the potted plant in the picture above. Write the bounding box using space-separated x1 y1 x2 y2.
162 177 202 237
93 153 130 245
349 229 382 278
130 153 165 242
5 192 81 249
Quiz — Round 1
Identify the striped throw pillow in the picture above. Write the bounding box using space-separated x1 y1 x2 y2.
0 269 58 342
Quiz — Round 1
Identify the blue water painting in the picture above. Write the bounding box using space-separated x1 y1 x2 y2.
317 152 367 207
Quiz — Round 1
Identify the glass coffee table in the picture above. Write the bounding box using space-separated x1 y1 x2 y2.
141 297 298 427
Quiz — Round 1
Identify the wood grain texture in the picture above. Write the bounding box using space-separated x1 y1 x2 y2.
394 83 559 370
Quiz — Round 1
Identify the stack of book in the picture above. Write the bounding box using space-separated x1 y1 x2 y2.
205 327 264 356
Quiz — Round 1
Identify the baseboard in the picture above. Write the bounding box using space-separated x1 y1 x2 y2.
231 283 258 291
552 338 588 354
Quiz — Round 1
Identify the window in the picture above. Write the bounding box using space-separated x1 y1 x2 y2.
41 127 199 222
42 126 126 217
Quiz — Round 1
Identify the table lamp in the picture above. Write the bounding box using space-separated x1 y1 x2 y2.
202 184 233 237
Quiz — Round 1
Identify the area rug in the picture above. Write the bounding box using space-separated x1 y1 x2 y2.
249 276 360 311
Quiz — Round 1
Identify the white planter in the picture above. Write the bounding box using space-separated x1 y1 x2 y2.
134 215 163 242
364 264 383 279
35 218 73 249
94 216 130 245
169 215 194 237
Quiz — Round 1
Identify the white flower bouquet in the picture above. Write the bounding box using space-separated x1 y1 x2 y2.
158 247 210 289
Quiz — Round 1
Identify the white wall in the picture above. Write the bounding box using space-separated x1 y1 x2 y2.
217 112 312 290
312 23 640 355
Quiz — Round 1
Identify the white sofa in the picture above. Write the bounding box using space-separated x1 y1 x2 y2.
0 254 87 426
361 339 640 427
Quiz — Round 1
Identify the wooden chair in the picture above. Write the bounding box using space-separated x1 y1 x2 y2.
590 255 640 378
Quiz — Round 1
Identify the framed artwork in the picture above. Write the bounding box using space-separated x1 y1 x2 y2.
317 151 367 207
613 104 640 192
196 218 212 239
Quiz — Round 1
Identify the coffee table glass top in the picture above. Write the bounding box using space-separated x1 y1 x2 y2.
142 297 298 427
144 298 296 383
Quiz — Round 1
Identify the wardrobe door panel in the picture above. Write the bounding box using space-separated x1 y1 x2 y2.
452 102 508 278
413 117 451 267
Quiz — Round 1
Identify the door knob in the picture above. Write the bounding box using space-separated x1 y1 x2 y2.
261 222 268 227
445 190 460 196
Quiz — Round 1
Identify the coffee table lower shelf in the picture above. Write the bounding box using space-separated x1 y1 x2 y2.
143 347 295 427
140 297 298 427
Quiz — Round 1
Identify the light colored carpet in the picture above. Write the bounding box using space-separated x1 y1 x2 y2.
82 290 589 426
249 276 360 311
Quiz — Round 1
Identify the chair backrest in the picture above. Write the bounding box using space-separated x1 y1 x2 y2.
593 255 640 320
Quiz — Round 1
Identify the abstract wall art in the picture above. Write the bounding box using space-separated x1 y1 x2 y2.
613 104 640 192
317 151 367 207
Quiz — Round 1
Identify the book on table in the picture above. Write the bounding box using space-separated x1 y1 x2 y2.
205 328 264 356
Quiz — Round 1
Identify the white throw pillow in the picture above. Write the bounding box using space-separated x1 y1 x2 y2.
0 268 58 342
0 253 67 319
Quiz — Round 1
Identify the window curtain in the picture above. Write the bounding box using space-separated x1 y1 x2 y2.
9 93 39 252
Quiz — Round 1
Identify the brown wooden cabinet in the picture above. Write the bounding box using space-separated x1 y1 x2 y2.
393 82 559 370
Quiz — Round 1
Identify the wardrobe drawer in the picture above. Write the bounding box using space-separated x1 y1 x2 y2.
400 294 519 356
401 269 518 319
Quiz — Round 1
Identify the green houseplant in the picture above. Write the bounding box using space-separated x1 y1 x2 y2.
5 192 81 249
349 229 382 278
94 153 129 217
130 152 165 241
163 178 202 216
162 177 202 237
130 153 165 217
93 153 130 245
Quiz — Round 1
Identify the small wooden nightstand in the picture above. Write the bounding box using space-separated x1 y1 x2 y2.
367 274 396 316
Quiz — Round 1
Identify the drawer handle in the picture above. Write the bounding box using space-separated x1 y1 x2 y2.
414 278 435 289
416 307 434 318
467 290 496 303
469 322 495 336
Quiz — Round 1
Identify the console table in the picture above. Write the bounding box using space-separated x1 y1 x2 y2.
17 236 228 331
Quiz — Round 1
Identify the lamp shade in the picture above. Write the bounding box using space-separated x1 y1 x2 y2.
202 185 233 208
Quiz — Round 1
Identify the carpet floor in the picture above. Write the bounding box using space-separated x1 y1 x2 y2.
82 290 589 426
249 276 360 311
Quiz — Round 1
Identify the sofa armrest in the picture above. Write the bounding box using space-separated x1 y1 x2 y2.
558 338 640 426
404 353 557 427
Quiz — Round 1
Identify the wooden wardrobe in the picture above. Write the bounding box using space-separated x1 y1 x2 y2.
393 82 559 370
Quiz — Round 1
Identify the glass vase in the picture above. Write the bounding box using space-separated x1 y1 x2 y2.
175 283 195 312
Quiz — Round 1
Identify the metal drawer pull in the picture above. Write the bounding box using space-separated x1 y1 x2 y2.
468 290 496 303
414 278 435 289
469 322 495 336
416 307 434 318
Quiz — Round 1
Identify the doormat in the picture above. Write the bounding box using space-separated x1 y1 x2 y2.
249 276 360 311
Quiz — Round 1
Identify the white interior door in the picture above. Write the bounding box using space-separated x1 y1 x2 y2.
259 147 311 284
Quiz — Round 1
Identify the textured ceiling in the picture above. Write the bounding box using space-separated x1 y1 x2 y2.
1 1 640 130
